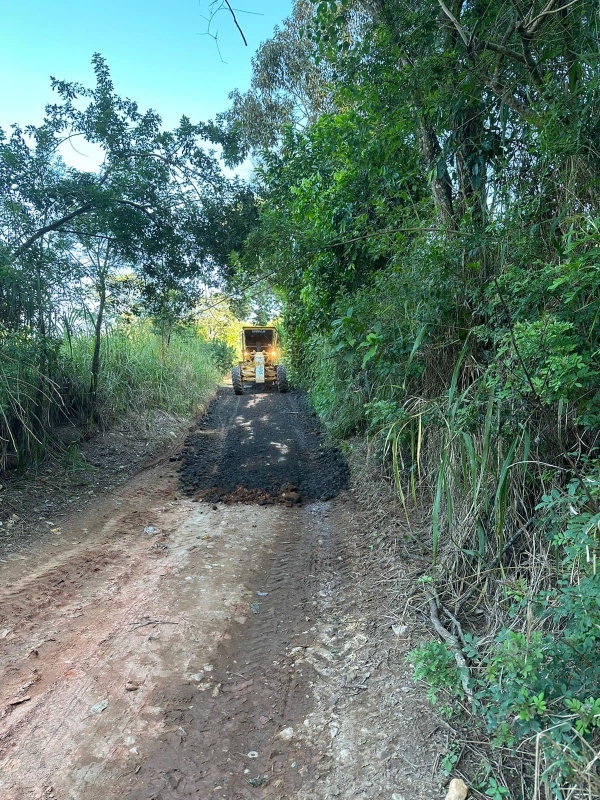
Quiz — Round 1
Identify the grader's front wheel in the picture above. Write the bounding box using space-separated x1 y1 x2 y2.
232 366 244 395
277 365 288 393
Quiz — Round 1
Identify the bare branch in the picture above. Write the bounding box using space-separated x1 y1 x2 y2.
426 591 473 702
437 0 531 71
483 40 528 66
515 22 545 86
526 0 580 35
437 0 471 50
12 202 94 258
223 0 248 46
492 18 518 84
10 196 156 261
113 199 158 221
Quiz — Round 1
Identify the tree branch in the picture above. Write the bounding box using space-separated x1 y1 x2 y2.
11 202 94 258
113 199 158 221
436 0 542 108
492 85 535 121
526 0 579 36
10 196 159 261
223 1 248 46
515 23 545 86
437 0 471 50
426 591 473 702
482 40 528 66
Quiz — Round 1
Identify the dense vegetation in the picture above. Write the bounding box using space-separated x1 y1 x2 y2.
3 1 600 795
222 0 600 796
0 56 245 465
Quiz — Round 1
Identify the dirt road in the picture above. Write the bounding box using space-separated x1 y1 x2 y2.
0 388 445 799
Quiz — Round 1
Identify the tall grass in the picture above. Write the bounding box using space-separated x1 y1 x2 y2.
371 348 600 797
300 303 600 793
0 321 221 471
384 374 532 570
64 322 220 424
0 331 63 466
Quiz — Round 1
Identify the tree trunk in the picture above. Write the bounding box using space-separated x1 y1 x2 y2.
416 121 455 227
88 279 106 423
32 261 50 446
361 0 457 227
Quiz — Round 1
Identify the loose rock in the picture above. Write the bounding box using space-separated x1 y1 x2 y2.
445 778 469 800
90 699 109 714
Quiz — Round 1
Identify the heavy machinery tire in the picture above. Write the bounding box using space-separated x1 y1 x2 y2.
277 365 289 393
232 366 244 395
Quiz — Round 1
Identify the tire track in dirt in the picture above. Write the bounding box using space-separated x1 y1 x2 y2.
0 495 293 800
0 387 444 800
121 501 348 800
104 387 353 799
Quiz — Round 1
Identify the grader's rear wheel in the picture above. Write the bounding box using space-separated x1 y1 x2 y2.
232 366 244 395
277 365 288 393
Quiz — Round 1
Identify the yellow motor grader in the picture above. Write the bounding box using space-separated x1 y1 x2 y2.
231 326 288 394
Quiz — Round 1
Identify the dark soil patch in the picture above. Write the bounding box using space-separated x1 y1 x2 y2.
178 388 349 503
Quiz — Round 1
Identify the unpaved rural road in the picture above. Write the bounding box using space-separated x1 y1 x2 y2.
0 388 445 800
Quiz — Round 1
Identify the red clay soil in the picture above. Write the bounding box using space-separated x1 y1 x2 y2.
0 389 446 800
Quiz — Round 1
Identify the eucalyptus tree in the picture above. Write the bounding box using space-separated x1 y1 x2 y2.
223 0 337 155
314 0 600 232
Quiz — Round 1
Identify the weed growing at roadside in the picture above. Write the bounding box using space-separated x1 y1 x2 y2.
408 641 464 717
408 469 600 795
62 443 92 472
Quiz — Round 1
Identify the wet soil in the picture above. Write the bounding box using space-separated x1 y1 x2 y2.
0 386 445 800
178 388 349 503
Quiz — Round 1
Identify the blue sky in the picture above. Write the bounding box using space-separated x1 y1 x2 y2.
1 0 292 167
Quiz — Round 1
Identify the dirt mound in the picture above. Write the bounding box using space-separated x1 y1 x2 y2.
178 388 349 503
195 482 303 506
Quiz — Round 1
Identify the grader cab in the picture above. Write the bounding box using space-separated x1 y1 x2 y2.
231 326 288 395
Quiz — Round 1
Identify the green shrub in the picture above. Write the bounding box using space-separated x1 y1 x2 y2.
409 473 600 793
408 640 465 717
